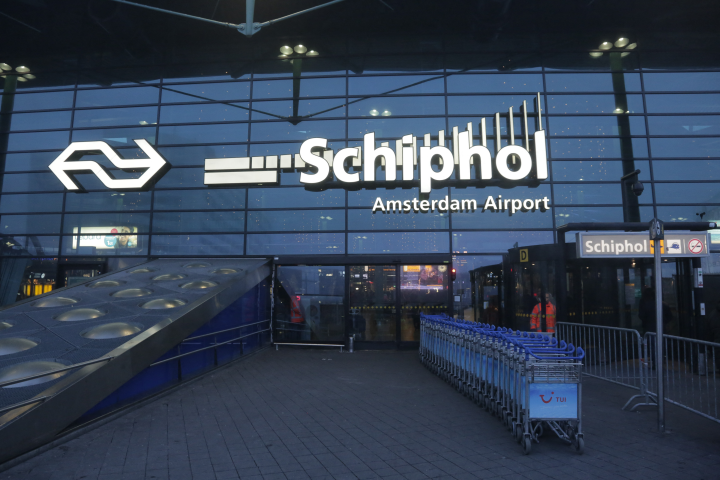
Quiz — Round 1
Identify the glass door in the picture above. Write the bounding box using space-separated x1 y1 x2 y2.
349 265 397 345
400 265 449 344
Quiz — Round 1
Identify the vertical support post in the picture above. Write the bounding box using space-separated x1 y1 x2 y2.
652 234 665 432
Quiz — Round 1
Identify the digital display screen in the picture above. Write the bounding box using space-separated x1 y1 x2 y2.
72 227 139 250
400 265 447 291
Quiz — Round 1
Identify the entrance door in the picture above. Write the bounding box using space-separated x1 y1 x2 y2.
349 264 449 348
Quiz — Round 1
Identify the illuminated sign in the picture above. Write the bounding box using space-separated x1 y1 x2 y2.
71 227 139 250
576 232 710 258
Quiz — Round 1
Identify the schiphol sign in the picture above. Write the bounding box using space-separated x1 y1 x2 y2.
49 95 549 213
577 232 711 258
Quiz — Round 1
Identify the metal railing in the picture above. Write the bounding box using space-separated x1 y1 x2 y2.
642 332 719 423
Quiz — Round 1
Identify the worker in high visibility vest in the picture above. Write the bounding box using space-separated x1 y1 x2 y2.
290 295 304 323
530 292 556 334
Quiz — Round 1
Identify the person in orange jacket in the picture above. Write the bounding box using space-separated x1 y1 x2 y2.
530 292 556 334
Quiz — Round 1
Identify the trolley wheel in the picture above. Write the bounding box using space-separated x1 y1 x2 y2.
515 424 523 443
522 437 532 455
536 423 545 438
573 435 584 455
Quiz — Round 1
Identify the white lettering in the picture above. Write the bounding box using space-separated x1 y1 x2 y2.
403 200 412 212
438 196 449 211
299 138 329 184
461 199 477 211
523 199 534 210
483 196 497 211
419 146 454 193
332 148 360 183
387 200 402 212
511 199 522 214
585 240 593 253
372 197 385 212
364 132 396 182
450 199 460 212
419 200 430 212
458 131 492 180
496 145 532 180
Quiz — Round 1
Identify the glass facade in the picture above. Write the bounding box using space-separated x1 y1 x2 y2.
0 1 719 343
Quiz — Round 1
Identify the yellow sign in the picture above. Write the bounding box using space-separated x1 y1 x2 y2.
520 248 529 262
403 265 421 272
650 240 665 254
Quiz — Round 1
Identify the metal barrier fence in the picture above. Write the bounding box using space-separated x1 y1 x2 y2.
557 322 720 424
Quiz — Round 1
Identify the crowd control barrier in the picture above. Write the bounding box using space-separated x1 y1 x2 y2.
420 314 586 455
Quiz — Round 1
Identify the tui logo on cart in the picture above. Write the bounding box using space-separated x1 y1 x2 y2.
539 392 555 404
529 384 577 418
49 140 168 191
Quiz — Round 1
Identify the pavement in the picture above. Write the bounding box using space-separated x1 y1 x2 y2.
1 348 719 480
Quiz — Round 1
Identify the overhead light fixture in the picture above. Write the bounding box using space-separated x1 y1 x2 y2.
15 66 30 73
278 54 288 59
23 74 36 79
381 110 391 116
589 52 604 58
369 109 379 116
294 44 307 54
306 50 319 57
626 43 637 50
613 107 624 114
0 63 10 71
279 45 293 55
16 77 27 82
614 37 629 48
621 52 631 57
598 42 613 50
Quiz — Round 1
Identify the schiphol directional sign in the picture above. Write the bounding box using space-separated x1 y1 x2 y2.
576 232 711 259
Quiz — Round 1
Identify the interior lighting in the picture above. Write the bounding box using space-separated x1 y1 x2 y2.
306 50 319 56
16 77 27 82
294 45 307 54
369 109 379 116
278 54 288 59
589 52 603 58
0 63 10 71
279 45 293 55
23 74 35 79
598 42 613 50
15 66 30 73
381 110 391 116
614 37 630 48
621 52 631 57
613 107 624 114
626 43 637 49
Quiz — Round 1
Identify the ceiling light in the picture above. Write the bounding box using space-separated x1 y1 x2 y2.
15 66 30 73
381 110 391 116
598 42 613 50
0 63 10 71
614 38 629 48
278 54 288 59
294 45 307 54
369 109 379 116
621 52 631 57
626 43 637 50
23 74 35 80
613 108 623 114
306 50 319 57
589 52 603 58
279 45 293 55
16 77 27 82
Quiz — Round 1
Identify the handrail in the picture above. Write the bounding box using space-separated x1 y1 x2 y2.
150 328 270 366
0 356 115 389
0 396 52 415
182 319 270 342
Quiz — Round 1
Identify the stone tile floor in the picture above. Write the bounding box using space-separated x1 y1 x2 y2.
2 349 719 480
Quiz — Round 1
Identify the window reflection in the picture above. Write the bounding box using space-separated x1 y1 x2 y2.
159 103 249 124
7 131 70 151
643 73 720 92
72 126 156 146
348 210 449 230
247 233 344 255
248 187 345 209
452 231 553 253
7 111 72 131
74 106 158 128
654 183 720 204
158 124 247 145
549 116 646 136
349 76 444 95
447 74 543 93
10 91 74 111
547 94 644 114
248 210 344 232
553 184 622 205
1 214 61 234
350 232 448 254
650 138 717 158
160 82 251 103
157 145 248 166
154 189 245 210
76 87 160 107
555 206 654 224
551 160 651 181
251 119 344 142
2 173 63 193
551 138 648 158
645 94 720 113
652 160 720 181
545 73 641 92
252 78 345 99
151 234 244 255
447 95 544 115
152 211 244 233
349 96 444 117
648 116 720 135
0 193 64 213
65 192 150 212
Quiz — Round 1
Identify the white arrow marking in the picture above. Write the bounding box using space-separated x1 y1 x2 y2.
49 139 167 190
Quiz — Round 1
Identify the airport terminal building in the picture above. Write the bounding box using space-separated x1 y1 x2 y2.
0 0 719 461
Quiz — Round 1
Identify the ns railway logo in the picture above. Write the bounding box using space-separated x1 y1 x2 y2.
49 94 547 196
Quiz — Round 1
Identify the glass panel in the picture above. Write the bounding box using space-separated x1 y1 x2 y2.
7 131 70 151
152 211 245 233
551 138 648 158
553 184 623 205
4 151 62 172
349 55 443 74
447 95 544 115
645 94 720 114
510 261 556 334
349 188 423 207
151 234 244 255
61 234 148 255
452 231 553 253
453 255 503 322
75 87 160 107
252 78 345 99
349 96 445 117
555 206 655 223
248 210 344 232
252 99 346 120
72 126 156 146
1 258 57 306
9 72 75 92
10 91 75 111
253 57 345 78
348 210 448 230
547 94 644 114
654 183 720 204
275 266 345 342
7 111 72 131
543 52 638 71
652 160 720 181
159 103 250 124
251 119 344 142
0 193 64 213
549 116 646 136
650 138 719 158
349 76 444 95
349 117 446 139
551 160 651 181
62 213 151 234
647 116 720 136
0 236 59 256
349 232 448 254
2 173 63 193
73 106 158 128
446 74 543 93
248 188 345 209
160 82 251 103
643 73 720 92
451 209 553 229
246 233 344 255
157 145 248 166
154 168 204 188
545 73 641 92
153 189 245 210
445 52 542 71
158 123 248 145
349 265 397 342
400 264 449 341
0 214 61 234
